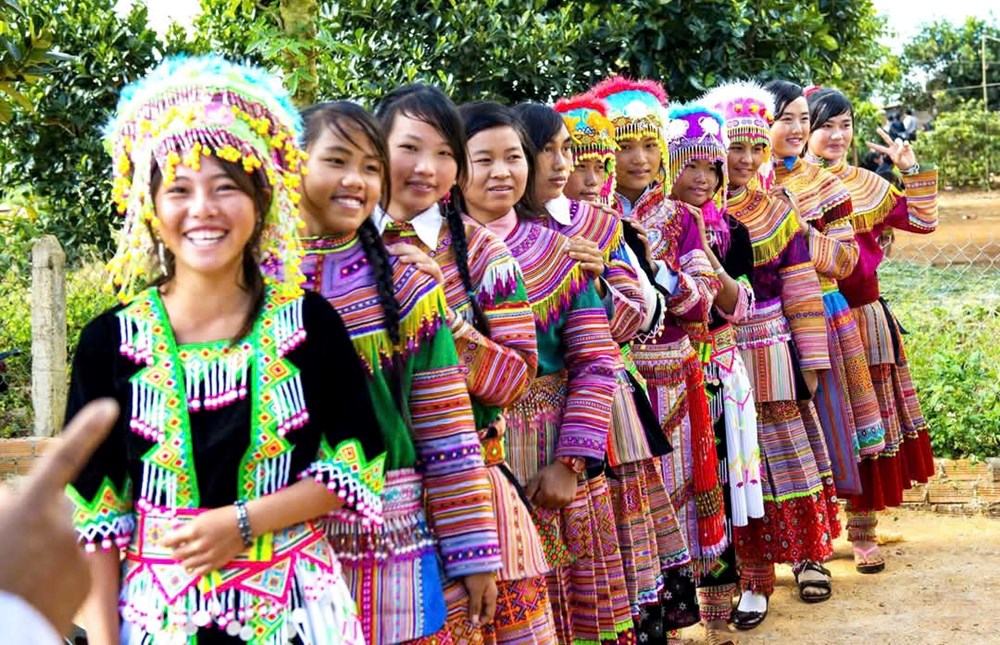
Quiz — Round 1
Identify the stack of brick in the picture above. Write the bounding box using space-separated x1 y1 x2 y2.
0 437 54 481
903 458 1000 517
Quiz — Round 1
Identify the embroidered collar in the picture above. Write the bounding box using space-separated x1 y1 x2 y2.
545 194 573 226
465 209 518 241
373 203 444 249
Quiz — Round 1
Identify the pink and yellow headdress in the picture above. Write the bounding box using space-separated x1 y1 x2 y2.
553 95 618 202
590 76 671 192
104 55 306 302
666 103 730 237
701 81 776 189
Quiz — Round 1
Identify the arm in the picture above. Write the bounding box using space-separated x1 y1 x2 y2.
803 207 859 280
599 222 647 342
411 295 502 579
710 222 754 322
883 168 938 234
779 236 831 373
80 549 121 645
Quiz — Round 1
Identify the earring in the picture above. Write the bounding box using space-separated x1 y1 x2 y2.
441 188 453 207
157 241 168 275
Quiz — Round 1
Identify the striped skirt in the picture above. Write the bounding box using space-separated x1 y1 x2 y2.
733 401 837 565
505 372 635 645
847 299 936 511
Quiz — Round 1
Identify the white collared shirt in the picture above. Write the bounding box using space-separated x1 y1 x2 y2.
372 202 445 249
545 194 574 226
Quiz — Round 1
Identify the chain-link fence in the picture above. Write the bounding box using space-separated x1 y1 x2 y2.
0 271 33 438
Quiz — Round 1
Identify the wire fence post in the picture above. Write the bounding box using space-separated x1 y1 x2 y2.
30 235 67 437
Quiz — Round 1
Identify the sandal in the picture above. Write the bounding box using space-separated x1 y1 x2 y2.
853 544 886 574
706 627 740 645
794 561 832 603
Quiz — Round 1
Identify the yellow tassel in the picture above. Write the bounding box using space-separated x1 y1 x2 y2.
751 211 800 266
530 263 590 330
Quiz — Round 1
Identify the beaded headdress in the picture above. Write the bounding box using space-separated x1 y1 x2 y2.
590 76 671 192
666 103 730 241
553 95 618 202
701 81 776 189
104 55 306 302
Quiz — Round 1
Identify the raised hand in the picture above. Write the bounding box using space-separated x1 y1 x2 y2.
867 126 917 172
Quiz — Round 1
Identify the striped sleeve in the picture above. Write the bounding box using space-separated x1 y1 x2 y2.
410 304 502 578
601 224 647 342
884 168 938 234
778 234 830 372
555 283 617 461
806 209 859 280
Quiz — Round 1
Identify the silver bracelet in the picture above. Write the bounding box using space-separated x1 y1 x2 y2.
713 265 727 276
234 500 254 548
901 163 920 176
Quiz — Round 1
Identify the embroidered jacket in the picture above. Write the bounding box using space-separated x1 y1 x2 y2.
543 198 647 342
301 234 501 578
498 218 618 462
728 186 831 401
382 221 538 431
830 160 938 307
66 288 386 642
775 158 858 288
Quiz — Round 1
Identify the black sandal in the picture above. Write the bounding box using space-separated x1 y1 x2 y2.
795 561 832 603
732 595 768 631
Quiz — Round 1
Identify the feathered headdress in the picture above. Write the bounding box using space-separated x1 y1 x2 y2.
104 55 306 302
701 80 776 190
553 94 618 202
666 103 731 249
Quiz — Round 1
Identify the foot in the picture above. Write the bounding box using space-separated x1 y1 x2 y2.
732 591 768 631
794 561 832 603
852 540 886 574
704 619 739 645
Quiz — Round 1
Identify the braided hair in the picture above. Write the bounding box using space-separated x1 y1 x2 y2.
300 101 409 424
375 84 489 333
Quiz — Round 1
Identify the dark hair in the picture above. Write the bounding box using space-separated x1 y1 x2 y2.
512 102 565 155
299 101 409 425
375 84 487 333
458 101 544 218
807 87 853 134
149 158 268 344
763 79 804 120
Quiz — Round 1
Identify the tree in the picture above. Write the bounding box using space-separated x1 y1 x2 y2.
0 0 166 264
0 0 71 123
920 99 999 189
899 17 1000 113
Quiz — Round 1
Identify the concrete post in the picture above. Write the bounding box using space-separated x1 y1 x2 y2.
31 235 67 437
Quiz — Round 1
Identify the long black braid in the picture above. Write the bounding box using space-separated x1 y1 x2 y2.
443 185 490 334
300 101 409 425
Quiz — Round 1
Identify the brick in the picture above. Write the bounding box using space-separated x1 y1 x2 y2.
0 439 35 459
926 481 976 504
902 484 928 504
988 459 1000 483
0 460 22 479
931 503 977 516
976 482 1000 504
986 503 1000 518
938 459 992 481
32 438 56 456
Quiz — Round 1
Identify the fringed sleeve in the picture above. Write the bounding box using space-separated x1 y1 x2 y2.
778 235 831 372
554 282 618 462
600 221 647 342
65 313 135 551
410 289 502 578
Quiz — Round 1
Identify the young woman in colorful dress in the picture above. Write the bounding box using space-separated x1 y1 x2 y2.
806 86 938 573
297 100 502 645
458 101 632 645
371 84 558 644
516 98 676 641
67 56 386 645
661 102 763 645
591 77 724 639
703 81 836 630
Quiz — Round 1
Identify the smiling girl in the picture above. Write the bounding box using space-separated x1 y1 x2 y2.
297 101 502 645
373 84 558 645
806 87 938 575
458 101 629 645
66 56 385 645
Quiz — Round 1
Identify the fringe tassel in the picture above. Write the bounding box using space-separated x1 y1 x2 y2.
751 211 799 266
531 263 591 332
477 257 521 307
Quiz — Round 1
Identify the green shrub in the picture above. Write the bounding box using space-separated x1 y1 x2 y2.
920 99 1000 190
879 261 1000 459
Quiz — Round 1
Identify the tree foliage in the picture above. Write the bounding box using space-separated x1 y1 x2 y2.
919 99 1000 189
0 0 72 122
899 16 1000 113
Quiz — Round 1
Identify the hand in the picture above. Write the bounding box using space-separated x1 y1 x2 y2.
463 571 498 626
867 126 917 172
161 505 247 578
525 461 579 510
689 206 712 254
770 185 809 234
803 370 820 397
388 243 444 285
0 399 119 636
567 237 604 278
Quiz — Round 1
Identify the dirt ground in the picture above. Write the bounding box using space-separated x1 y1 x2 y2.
892 190 1000 264
678 508 1000 645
